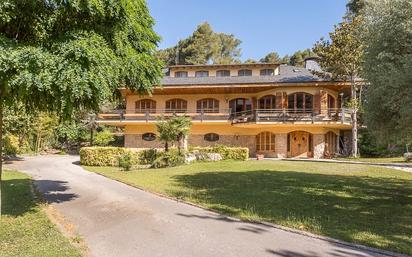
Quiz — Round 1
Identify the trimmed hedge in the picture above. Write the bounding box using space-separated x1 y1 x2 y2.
191 145 249 161
80 147 139 166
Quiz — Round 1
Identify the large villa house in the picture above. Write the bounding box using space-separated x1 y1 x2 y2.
98 60 353 158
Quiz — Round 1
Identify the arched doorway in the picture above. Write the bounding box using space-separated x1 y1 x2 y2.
288 131 313 158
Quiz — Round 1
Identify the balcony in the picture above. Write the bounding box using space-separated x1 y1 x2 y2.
97 108 353 125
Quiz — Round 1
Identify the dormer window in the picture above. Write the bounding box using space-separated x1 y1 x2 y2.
216 70 230 77
238 69 252 76
175 71 188 78
195 71 209 77
260 69 275 76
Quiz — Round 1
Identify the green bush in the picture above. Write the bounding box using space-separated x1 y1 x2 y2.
80 147 138 166
191 145 249 161
151 149 185 168
4 134 19 156
94 130 115 146
138 149 159 165
118 152 134 171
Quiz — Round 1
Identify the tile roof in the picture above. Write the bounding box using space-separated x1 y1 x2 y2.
160 65 325 86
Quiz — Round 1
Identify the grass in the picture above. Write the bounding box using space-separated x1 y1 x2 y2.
85 160 412 255
335 156 412 165
0 170 82 257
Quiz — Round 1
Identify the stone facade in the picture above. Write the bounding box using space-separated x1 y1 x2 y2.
275 133 288 158
313 134 326 159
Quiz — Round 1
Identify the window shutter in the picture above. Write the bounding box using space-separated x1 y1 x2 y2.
282 92 288 108
314 91 321 114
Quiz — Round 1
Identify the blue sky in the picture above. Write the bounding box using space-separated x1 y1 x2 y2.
147 0 347 61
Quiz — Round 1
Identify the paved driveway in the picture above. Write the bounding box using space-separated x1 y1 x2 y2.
8 155 395 257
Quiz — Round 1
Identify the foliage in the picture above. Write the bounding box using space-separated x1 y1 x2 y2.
157 22 242 65
156 115 192 152
191 145 249 161
1 171 82 256
289 49 316 67
118 152 134 171
94 129 115 146
0 0 162 116
138 149 159 165
260 52 282 63
32 113 59 153
56 120 88 149
86 160 412 255
361 0 412 145
80 147 138 166
313 15 364 157
358 128 404 157
346 0 366 16
151 149 185 168
3 134 19 156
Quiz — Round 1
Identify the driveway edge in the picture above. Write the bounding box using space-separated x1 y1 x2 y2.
87 168 409 257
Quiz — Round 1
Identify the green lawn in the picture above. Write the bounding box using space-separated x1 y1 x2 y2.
0 170 82 257
335 156 412 165
85 160 412 255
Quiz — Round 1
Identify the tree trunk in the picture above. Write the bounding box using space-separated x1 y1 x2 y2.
0 89 4 214
89 128 93 146
165 141 169 152
351 77 358 158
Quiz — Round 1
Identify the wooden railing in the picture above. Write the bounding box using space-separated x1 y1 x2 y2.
98 108 352 124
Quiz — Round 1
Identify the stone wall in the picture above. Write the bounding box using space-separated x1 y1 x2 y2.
275 133 287 158
313 134 326 159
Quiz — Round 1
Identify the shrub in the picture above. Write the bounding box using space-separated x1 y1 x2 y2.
94 130 115 146
3 135 19 156
118 152 134 171
139 149 159 165
151 149 185 168
191 145 249 161
80 147 138 166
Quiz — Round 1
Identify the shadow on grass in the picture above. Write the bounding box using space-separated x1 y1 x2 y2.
2 178 78 217
172 170 412 253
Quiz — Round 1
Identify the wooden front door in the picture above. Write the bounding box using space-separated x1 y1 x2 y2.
290 131 309 157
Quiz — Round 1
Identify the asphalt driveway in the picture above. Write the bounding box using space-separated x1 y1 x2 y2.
7 155 397 257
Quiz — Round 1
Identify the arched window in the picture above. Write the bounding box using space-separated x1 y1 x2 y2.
216 70 230 77
229 98 252 114
165 99 187 113
175 71 188 78
238 69 252 76
256 132 275 152
287 92 313 113
135 99 156 113
204 133 219 142
142 133 156 141
195 71 209 77
258 95 276 109
197 98 219 113
260 69 274 76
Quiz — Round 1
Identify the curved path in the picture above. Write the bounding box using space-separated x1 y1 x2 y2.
7 155 400 257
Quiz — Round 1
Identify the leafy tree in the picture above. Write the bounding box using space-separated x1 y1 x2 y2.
260 52 282 63
157 22 242 65
362 0 412 145
289 49 316 67
244 59 258 64
313 16 364 157
0 0 162 212
346 0 366 16
212 33 242 64
94 129 115 146
32 113 58 153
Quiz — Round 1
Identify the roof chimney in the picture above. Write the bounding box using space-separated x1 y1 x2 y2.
304 57 322 72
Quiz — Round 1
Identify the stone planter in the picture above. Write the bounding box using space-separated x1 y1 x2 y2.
256 154 264 160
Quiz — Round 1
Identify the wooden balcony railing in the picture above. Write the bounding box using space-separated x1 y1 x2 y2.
98 108 353 124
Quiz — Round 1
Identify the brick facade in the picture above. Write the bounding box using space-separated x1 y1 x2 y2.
313 134 326 159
